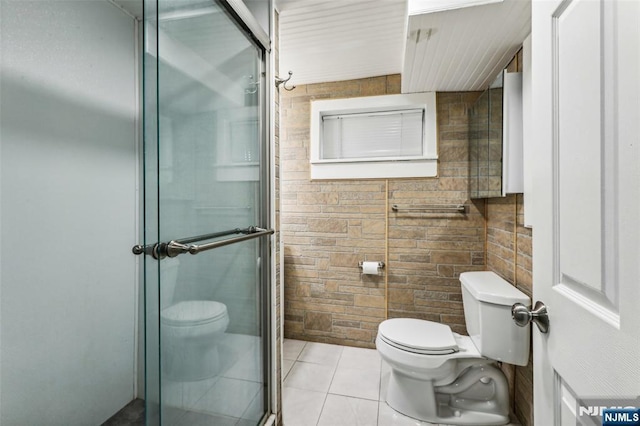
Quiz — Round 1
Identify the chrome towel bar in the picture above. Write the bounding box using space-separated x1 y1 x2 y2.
391 204 466 213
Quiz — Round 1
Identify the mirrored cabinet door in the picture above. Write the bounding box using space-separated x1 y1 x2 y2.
469 70 523 199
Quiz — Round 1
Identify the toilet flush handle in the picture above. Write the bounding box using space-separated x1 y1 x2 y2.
511 301 549 334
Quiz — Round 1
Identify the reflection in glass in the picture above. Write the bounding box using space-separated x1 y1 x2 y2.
144 0 268 424
469 72 504 198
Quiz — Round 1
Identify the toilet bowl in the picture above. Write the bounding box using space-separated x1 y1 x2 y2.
376 271 530 425
160 258 230 381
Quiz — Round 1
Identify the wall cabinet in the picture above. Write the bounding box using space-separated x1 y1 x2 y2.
469 70 523 198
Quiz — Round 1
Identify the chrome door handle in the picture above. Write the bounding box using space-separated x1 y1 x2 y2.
512 301 549 334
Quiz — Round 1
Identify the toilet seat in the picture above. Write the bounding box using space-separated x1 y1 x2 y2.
161 300 228 327
378 318 459 355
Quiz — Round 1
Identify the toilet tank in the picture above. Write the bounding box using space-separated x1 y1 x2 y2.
460 271 530 366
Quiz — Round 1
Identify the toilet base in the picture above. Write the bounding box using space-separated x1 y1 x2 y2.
386 364 510 426
162 340 221 382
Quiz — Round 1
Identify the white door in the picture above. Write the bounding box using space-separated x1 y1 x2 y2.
531 0 640 425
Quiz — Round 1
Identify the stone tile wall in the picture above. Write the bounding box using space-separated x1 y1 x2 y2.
280 76 394 348
279 70 533 426
273 10 282 425
484 49 534 426
280 75 484 347
486 193 533 426
386 93 486 332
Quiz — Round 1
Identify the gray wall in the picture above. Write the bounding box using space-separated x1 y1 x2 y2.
0 1 139 424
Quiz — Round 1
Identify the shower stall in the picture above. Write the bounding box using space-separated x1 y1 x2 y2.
0 0 275 424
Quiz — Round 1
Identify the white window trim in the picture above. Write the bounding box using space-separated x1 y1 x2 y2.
310 92 438 180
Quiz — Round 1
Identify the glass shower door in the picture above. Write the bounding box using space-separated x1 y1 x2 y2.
141 1 270 424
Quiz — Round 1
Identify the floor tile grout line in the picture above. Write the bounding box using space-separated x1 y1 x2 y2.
285 342 382 426
285 339 307 363
180 376 220 413
377 358 384 426
314 382 331 426
190 378 260 420
285 340 394 425
282 360 292 382
236 385 263 424
296 341 307 359
326 391 380 402
315 346 344 426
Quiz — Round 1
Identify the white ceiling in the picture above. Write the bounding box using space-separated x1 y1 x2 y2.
403 0 531 92
278 0 407 86
278 0 531 92
110 0 143 19
112 0 531 92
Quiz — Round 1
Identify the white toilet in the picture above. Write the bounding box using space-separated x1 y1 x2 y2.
376 271 530 425
160 257 230 381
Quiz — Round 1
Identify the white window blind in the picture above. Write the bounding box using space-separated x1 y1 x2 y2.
321 109 424 160
310 92 438 179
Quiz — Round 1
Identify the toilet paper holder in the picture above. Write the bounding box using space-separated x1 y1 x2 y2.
358 261 385 274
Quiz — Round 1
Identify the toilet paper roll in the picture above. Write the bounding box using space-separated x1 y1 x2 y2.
361 261 380 275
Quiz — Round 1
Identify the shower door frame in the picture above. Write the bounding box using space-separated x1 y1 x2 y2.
141 0 275 423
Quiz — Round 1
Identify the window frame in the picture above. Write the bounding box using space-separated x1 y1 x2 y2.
310 92 438 180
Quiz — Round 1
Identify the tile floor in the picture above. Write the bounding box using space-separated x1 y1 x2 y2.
102 399 144 426
282 339 521 426
161 333 265 426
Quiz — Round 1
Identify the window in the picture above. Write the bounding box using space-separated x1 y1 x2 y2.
310 93 438 179
322 109 424 160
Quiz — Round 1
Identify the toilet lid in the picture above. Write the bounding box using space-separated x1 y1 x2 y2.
378 318 458 355
161 301 227 326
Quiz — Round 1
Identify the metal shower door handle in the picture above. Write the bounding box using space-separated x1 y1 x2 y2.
165 241 191 258
512 301 549 334
132 226 274 259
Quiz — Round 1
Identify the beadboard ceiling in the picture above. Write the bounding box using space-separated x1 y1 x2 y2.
277 0 407 85
278 0 531 92
113 0 531 92
403 0 531 91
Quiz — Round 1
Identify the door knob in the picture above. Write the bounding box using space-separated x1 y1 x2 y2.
512 301 549 334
